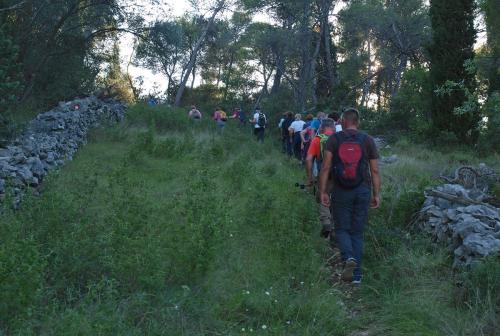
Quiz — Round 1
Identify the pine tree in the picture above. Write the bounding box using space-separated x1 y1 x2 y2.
0 27 21 112
428 0 478 142
482 0 500 93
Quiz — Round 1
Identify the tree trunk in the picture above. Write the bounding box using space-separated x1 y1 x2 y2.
216 62 222 87
391 54 407 100
361 38 372 107
320 0 338 89
174 0 225 107
223 52 234 100
190 54 197 90
310 31 322 107
271 54 284 94
126 38 139 100
376 75 382 112
296 1 313 112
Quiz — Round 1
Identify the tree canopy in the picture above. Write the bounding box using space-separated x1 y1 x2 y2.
0 0 498 151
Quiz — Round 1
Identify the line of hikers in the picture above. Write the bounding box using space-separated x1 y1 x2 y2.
280 108 381 285
188 104 381 284
188 105 268 142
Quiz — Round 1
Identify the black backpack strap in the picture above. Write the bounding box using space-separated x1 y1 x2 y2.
356 132 369 163
334 131 345 145
357 132 367 144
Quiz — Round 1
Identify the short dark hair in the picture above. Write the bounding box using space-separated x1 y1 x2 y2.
341 108 360 124
328 112 340 122
286 111 293 118
320 118 335 130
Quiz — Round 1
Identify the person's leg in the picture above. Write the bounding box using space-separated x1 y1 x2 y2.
258 128 265 142
351 185 371 281
315 184 332 237
332 188 355 261
286 137 293 156
325 178 335 242
319 203 333 234
293 134 301 160
302 142 310 162
253 127 259 138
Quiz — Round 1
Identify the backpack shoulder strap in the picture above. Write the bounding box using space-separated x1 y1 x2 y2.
334 131 345 143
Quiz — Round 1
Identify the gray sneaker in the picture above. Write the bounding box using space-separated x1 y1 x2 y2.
341 258 357 282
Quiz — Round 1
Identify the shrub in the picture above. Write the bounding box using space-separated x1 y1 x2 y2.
477 91 500 155
0 237 45 325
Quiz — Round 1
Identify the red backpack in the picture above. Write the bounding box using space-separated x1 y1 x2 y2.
331 131 367 188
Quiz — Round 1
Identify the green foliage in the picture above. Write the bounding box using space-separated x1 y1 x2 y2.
0 236 45 324
181 83 226 112
479 0 500 93
135 19 191 103
477 91 500 154
491 180 500 199
459 257 500 305
0 26 21 111
360 144 499 335
126 103 191 132
390 67 431 130
0 0 124 109
0 105 348 334
428 0 479 143
0 26 22 142
99 42 136 104
1 104 499 334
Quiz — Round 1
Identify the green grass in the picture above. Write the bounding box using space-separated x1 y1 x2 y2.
0 104 498 335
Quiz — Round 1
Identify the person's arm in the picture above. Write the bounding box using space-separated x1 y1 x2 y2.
369 159 381 208
288 126 294 141
300 128 308 143
319 150 333 206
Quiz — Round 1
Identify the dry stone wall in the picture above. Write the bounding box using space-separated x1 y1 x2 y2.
417 168 499 268
0 96 126 208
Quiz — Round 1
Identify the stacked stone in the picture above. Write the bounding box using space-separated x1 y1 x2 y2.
0 96 126 207
418 183 500 268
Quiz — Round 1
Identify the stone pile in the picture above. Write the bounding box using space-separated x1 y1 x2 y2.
373 136 388 150
0 96 126 208
417 178 500 268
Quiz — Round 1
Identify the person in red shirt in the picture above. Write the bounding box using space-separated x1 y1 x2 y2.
305 118 336 239
319 108 381 284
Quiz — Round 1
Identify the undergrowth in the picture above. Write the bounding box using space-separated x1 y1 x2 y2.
0 103 497 335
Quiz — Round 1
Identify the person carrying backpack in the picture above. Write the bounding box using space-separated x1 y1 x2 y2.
213 107 227 133
231 107 246 127
251 107 267 142
309 111 326 135
319 108 381 285
298 114 313 162
305 118 336 239
188 105 202 120
281 112 294 155
288 114 306 161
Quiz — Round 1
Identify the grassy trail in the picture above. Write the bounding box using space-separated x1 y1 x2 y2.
1 105 498 335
